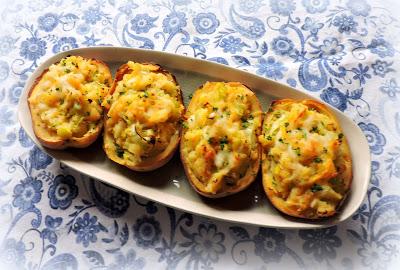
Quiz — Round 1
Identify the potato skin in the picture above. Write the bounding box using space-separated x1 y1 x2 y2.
28 57 111 150
103 62 184 172
180 82 262 198
260 99 352 219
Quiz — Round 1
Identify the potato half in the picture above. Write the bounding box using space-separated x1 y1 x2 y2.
259 99 352 219
103 62 184 171
28 55 112 149
181 82 262 198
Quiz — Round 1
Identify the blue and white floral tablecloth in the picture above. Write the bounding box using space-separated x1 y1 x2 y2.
1 0 400 269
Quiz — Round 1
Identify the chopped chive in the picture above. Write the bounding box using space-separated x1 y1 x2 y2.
311 184 323 192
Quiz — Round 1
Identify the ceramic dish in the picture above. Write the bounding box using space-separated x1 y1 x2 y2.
18 47 370 229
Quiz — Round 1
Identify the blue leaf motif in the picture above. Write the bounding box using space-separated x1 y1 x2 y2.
83 250 105 266
229 226 250 240
348 38 365 48
232 55 250 66
102 238 114 243
348 88 363 100
229 5 265 40
120 223 129 246
347 229 366 244
59 13 79 24
41 253 78 270
260 41 268 55
208 57 229 65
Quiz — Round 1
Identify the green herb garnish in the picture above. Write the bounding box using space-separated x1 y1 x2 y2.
219 136 228 150
314 157 322 163
311 184 323 192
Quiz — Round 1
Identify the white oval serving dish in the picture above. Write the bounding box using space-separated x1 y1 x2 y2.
18 47 370 229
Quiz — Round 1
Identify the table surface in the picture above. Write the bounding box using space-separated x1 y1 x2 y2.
0 0 400 269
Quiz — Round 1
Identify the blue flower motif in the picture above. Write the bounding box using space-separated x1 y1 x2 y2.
38 13 59 32
367 38 395 58
359 242 390 269
333 14 358 34
52 37 78 53
219 36 245 54
42 215 62 244
193 13 219 35
76 24 91 35
380 78 400 98
372 60 394 78
0 60 9 82
12 177 42 211
29 146 52 170
270 0 296 16
318 37 345 62
271 36 294 56
72 212 102 248
0 238 26 268
83 7 102 25
239 0 265 13
0 35 16 56
106 249 145 270
190 223 225 262
162 12 187 34
352 63 371 85
254 228 286 263
48 175 78 210
82 34 100 47
256 56 288 80
20 37 46 61
301 17 323 35
302 0 329 14
0 106 14 126
358 122 386 155
130 14 157 34
299 226 341 262
346 0 371 17
8 81 24 105
133 215 161 249
320 87 348 111
352 203 369 223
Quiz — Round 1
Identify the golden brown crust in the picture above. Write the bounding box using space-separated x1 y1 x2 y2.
261 99 352 219
27 57 111 150
103 62 184 172
180 82 262 198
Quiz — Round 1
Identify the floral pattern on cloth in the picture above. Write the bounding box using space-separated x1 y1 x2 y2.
0 0 400 269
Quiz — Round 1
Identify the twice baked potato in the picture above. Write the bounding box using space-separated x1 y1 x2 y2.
259 99 352 219
181 82 262 198
28 55 112 149
103 62 184 171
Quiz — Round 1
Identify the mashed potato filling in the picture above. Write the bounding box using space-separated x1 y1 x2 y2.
28 56 111 139
260 101 351 218
182 82 262 194
104 62 183 164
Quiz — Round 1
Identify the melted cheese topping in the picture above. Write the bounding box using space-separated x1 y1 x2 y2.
28 56 111 139
182 82 262 194
260 101 350 218
104 62 184 164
